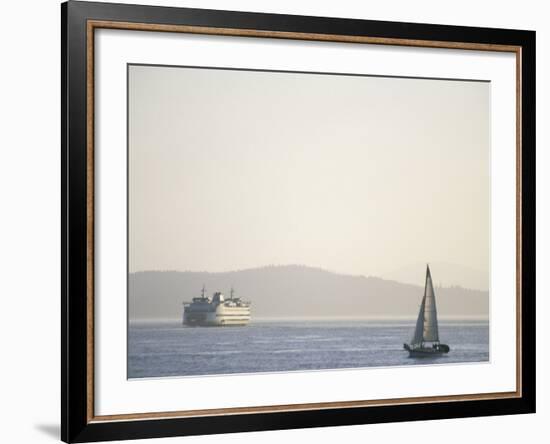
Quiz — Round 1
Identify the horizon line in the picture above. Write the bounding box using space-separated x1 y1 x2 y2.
129 315 490 324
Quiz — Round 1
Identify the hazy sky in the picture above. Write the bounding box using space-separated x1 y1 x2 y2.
128 65 490 280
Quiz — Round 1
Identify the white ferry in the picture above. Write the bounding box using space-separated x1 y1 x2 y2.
182 286 251 327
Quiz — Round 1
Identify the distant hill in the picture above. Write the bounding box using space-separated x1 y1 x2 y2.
129 265 488 320
381 262 489 292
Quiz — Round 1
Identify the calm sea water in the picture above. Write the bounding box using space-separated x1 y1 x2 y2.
128 319 489 379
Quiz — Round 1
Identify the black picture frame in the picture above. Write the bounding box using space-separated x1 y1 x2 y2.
61 1 536 442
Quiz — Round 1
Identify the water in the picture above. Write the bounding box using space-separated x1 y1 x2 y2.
128 319 489 379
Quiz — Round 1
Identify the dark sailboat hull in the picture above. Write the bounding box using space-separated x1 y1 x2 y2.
403 343 450 358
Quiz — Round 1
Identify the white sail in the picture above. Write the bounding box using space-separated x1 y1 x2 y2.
422 265 439 342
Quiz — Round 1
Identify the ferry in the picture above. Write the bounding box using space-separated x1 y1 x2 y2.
183 286 251 327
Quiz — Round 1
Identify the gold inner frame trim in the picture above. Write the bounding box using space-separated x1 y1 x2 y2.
86 19 523 423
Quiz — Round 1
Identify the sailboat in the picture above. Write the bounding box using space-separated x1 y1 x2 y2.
403 265 450 357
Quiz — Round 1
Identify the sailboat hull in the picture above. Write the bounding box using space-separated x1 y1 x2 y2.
404 343 450 358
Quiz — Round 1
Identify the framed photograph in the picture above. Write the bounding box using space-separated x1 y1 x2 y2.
61 1 535 442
